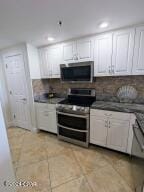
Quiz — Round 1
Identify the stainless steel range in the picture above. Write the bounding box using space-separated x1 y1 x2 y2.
56 88 96 147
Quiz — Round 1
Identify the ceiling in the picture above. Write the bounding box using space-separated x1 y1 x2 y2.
0 0 144 49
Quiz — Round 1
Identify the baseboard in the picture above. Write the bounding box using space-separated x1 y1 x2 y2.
31 127 40 133
7 121 15 128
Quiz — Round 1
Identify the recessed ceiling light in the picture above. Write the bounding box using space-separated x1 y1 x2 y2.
47 37 55 41
99 22 109 28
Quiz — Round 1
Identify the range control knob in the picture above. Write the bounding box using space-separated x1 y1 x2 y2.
80 107 85 111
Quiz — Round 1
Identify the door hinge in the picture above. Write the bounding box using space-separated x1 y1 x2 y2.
10 91 12 95
5 64 8 69
14 114 16 119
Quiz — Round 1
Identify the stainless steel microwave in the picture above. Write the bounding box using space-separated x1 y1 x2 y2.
60 61 94 83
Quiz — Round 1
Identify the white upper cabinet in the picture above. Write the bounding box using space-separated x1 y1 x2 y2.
39 44 63 78
94 33 112 76
133 26 144 75
63 41 76 62
112 28 135 76
76 38 94 61
26 44 41 79
39 47 49 78
62 38 93 63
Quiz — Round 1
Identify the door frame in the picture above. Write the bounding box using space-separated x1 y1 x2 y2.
0 44 34 131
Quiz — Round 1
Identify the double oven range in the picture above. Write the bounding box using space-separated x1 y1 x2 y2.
56 88 96 147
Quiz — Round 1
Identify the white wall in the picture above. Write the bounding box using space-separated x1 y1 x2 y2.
0 102 16 192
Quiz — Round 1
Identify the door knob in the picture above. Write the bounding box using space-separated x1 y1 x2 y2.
22 98 27 101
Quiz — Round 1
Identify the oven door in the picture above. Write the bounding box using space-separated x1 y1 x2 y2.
132 124 144 192
57 111 89 146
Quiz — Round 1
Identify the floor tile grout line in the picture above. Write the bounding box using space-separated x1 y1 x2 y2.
45 140 53 192
50 175 84 190
15 158 49 170
96 151 134 191
99 151 134 191
71 147 94 192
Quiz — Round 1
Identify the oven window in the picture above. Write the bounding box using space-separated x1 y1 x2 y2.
57 114 87 130
58 127 87 142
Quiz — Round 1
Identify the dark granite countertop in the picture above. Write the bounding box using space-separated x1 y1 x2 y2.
34 95 65 104
91 101 144 114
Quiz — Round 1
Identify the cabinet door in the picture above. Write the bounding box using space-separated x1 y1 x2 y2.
107 119 130 152
76 38 93 61
112 29 135 76
39 48 49 78
94 34 112 76
47 111 57 134
49 45 62 78
36 104 57 134
63 42 76 62
133 26 144 75
90 115 108 147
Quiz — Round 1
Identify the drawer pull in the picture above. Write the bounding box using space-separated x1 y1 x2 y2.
105 114 112 116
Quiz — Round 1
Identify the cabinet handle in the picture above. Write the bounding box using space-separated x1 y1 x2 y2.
43 111 49 116
108 121 110 128
112 65 115 74
108 66 111 74
104 113 112 116
73 54 78 60
105 120 108 127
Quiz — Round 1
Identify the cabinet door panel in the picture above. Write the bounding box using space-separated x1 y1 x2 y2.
63 42 76 62
39 48 49 78
112 29 135 75
49 45 62 78
77 38 93 61
107 119 130 152
133 26 144 74
47 111 57 134
36 104 57 134
90 116 108 147
94 34 112 76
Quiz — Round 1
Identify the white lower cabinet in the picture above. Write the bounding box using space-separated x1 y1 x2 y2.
106 119 130 152
90 109 132 153
90 116 108 147
35 103 57 134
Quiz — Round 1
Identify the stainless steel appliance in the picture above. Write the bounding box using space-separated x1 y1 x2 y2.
132 113 144 192
60 61 94 83
56 88 96 147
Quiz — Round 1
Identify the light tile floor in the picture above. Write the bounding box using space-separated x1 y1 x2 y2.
7 127 134 192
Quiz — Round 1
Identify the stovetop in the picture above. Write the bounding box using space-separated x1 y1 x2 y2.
58 97 95 107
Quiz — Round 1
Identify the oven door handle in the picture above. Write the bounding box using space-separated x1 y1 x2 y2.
56 111 89 119
133 125 144 152
57 123 88 133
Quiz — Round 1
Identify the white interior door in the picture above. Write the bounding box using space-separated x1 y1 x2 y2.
4 54 31 130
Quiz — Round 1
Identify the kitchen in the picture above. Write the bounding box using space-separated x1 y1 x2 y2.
0 0 144 192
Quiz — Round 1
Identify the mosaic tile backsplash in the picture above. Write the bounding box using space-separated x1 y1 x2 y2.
32 76 144 104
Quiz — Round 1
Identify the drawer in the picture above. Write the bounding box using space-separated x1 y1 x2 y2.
35 103 56 112
47 104 56 111
90 109 131 121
